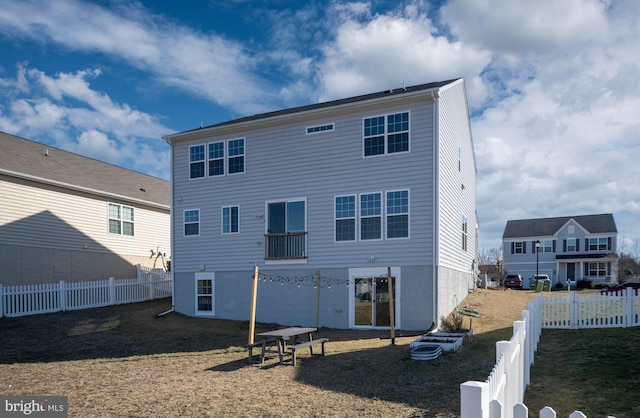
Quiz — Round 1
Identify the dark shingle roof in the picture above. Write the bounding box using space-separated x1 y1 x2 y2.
0 132 169 208
503 214 617 239
167 79 460 137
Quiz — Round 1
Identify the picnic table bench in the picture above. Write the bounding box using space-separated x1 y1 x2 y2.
250 327 329 366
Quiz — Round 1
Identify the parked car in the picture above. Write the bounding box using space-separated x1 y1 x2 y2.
503 274 523 289
600 282 640 295
530 274 551 290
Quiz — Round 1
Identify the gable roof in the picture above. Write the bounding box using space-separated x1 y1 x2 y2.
164 78 461 141
0 131 169 209
502 214 617 239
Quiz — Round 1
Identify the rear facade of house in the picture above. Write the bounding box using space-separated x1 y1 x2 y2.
165 79 477 331
502 214 618 288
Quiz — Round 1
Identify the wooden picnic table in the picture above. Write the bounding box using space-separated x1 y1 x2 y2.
251 327 328 366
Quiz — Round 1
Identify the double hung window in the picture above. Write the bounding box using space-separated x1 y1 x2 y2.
189 145 205 179
184 209 200 236
195 273 214 316
363 112 409 157
222 206 239 234
360 193 382 240
108 203 134 236
335 195 356 242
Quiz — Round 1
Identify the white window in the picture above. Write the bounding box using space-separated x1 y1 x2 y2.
108 203 134 236
588 237 609 251
335 195 356 242
208 141 224 176
189 145 205 179
387 190 409 239
542 240 554 253
363 112 409 157
228 138 245 174
184 209 200 236
566 238 577 252
360 192 382 240
222 206 239 234
195 273 214 316
513 241 525 254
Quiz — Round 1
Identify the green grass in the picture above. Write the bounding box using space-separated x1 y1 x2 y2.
525 327 640 418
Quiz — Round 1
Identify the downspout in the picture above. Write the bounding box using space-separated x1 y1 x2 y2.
431 90 440 328
158 142 175 317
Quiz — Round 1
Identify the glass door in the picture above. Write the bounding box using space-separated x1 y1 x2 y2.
354 276 395 327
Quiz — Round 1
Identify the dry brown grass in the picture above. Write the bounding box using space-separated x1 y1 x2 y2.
0 288 539 417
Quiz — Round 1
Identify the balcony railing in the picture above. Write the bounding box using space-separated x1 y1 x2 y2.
265 232 307 260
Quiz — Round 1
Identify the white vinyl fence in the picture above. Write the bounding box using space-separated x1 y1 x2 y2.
0 265 172 318
460 290 638 418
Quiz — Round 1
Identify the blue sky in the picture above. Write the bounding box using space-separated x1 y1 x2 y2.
1 0 639 255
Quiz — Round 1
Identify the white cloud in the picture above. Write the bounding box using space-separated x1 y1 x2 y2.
316 5 492 103
0 65 171 178
0 0 271 115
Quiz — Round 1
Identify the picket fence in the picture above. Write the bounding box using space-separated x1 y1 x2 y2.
0 265 172 318
460 289 639 418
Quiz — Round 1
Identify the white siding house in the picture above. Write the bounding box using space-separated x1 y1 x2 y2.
502 214 618 288
164 79 477 330
0 132 171 285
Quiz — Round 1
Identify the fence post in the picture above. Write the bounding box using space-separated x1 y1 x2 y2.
460 381 490 418
148 273 154 300
624 287 632 327
59 280 66 312
137 264 142 280
513 320 526 402
109 277 116 305
496 340 513 415
0 284 3 318
521 310 531 388
570 292 577 329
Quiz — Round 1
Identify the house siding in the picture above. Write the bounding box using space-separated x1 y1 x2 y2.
169 80 476 330
434 81 477 320
0 174 170 284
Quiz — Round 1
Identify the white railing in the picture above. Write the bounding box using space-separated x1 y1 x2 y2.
0 265 172 318
460 291 633 418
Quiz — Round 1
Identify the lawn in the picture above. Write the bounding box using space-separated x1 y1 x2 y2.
0 288 637 417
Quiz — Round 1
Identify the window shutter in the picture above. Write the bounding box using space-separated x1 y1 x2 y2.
552 240 556 252
585 238 588 250
608 237 612 251
563 240 567 252
576 240 580 252
584 263 588 275
523 241 527 254
511 242 514 254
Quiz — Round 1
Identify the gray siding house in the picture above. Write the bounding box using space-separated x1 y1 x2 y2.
502 214 618 288
164 78 477 331
0 132 171 285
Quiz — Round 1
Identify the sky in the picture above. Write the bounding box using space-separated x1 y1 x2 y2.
1 0 639 256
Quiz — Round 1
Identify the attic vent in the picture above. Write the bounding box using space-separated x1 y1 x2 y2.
140 188 146 192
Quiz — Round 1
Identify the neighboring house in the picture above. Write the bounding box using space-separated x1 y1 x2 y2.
0 132 171 285
163 78 478 331
502 214 618 288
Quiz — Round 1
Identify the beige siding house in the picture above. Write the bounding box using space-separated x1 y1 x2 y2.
0 132 170 285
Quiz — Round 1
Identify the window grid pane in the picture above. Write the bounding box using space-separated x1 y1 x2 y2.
364 116 385 136
228 156 244 174
388 132 409 153
335 196 356 241
387 112 409 133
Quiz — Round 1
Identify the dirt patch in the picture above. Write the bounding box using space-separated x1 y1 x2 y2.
0 288 538 417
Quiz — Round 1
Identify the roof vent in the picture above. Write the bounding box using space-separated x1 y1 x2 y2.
45 149 49 157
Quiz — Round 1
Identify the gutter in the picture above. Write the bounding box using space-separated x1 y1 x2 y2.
431 89 440 328
0 168 169 210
